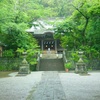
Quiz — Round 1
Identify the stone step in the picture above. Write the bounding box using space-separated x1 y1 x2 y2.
42 50 56 54
40 54 63 59
39 58 64 71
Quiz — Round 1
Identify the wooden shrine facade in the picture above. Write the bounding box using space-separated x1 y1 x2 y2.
34 32 62 53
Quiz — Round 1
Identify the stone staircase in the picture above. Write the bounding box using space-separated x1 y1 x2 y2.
40 54 63 59
42 50 56 54
39 54 64 71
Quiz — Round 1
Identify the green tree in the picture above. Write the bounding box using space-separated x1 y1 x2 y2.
54 0 100 58
0 0 39 56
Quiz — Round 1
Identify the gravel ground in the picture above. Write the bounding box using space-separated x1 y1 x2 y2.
0 71 43 100
59 72 100 100
0 71 100 100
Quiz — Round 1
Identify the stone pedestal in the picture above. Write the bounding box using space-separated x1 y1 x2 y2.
18 53 31 74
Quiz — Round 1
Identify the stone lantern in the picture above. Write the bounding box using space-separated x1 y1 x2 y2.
18 52 31 74
75 50 87 74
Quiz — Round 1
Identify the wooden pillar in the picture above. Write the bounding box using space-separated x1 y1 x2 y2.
41 40 43 51
55 40 57 52
0 46 2 57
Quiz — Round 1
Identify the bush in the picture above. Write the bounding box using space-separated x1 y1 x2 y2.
64 62 72 69
30 64 37 71
71 52 79 62
3 49 14 58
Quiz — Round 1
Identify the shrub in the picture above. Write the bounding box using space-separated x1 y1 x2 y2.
64 62 72 69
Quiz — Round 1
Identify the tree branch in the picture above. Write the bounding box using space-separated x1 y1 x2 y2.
72 4 90 45
72 4 88 19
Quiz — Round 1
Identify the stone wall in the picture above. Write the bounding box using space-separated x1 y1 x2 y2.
87 59 100 70
0 58 21 71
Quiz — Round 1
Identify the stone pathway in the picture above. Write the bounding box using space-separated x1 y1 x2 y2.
28 71 66 100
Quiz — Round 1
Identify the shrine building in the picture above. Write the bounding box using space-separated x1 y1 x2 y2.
26 20 63 53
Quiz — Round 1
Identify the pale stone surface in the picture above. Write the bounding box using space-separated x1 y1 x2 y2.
59 72 100 100
0 72 43 100
0 71 100 100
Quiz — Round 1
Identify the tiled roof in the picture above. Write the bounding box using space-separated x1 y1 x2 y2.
26 20 54 34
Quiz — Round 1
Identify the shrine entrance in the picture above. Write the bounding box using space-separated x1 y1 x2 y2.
43 40 55 50
39 32 57 52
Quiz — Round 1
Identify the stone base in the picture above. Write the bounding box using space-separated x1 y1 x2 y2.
75 62 87 74
79 73 90 76
18 64 31 74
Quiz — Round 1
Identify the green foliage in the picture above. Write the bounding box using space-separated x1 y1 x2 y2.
27 49 38 65
3 49 14 58
71 52 79 62
16 36 39 69
30 64 36 71
80 45 100 59
0 0 39 55
16 45 39 66
1 23 30 50
64 62 72 69
16 48 25 55
0 0 41 71
54 33 62 40
54 0 100 60
0 0 100 70
0 65 6 71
